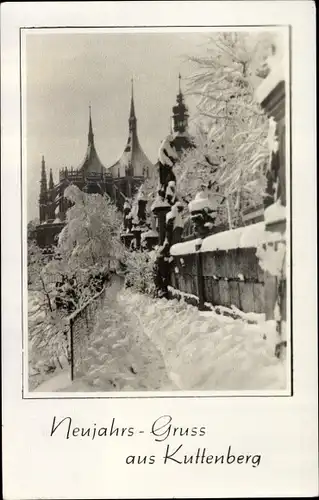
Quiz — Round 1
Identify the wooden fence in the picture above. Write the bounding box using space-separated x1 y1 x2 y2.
169 223 266 314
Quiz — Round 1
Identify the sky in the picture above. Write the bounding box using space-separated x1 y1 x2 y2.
25 30 213 221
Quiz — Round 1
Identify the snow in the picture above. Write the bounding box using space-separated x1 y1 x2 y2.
255 34 285 105
264 200 286 225
255 66 284 104
201 221 266 252
170 238 202 256
116 291 286 391
201 225 241 252
188 190 220 213
34 370 71 392
238 221 267 248
267 116 279 153
158 135 179 167
141 229 158 241
168 286 199 303
166 204 184 228
171 222 266 256
151 196 170 211
32 283 286 392
256 241 286 277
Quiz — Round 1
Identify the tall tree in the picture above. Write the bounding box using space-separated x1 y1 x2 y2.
175 31 276 227
58 185 125 272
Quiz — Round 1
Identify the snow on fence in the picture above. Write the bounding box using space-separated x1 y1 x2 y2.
68 286 107 380
170 222 266 314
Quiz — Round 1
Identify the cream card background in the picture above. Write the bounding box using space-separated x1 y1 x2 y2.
1 1 317 498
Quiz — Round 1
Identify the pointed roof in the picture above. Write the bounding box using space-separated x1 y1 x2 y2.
129 78 136 121
39 155 48 199
49 168 54 189
109 81 153 177
171 74 195 154
78 106 107 174
172 73 189 131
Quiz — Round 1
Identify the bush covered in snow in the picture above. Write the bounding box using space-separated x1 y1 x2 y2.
123 249 157 296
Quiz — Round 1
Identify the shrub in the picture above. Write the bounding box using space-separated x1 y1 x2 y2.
124 250 157 296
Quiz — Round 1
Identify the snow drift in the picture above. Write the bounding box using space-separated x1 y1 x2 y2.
44 285 287 393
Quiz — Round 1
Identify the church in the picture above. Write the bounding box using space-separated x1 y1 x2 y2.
35 76 194 247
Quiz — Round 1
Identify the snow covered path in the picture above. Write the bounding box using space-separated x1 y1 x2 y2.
34 370 71 392
35 281 286 393
121 291 287 391
56 281 174 392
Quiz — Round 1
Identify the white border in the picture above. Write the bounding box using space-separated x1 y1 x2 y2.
2 3 317 499
21 25 291 399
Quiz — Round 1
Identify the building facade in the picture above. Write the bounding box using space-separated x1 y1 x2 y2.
35 77 193 247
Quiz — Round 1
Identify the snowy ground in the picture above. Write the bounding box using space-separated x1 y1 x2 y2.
34 282 286 393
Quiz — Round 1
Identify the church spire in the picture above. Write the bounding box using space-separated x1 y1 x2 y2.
40 156 47 195
39 155 48 222
172 73 189 134
49 168 54 190
109 79 153 186
78 106 106 175
88 104 94 144
129 78 137 132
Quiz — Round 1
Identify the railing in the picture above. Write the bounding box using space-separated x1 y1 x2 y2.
68 286 107 380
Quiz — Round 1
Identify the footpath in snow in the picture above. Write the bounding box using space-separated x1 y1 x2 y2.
35 281 286 393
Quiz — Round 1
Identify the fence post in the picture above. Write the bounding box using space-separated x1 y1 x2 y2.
69 317 74 381
195 239 205 311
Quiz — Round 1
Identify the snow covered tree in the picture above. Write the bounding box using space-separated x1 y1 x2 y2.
58 185 126 274
176 31 277 228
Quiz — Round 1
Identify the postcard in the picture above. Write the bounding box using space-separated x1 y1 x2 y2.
1 1 317 498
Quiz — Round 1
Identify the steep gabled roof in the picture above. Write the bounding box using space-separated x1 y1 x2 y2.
109 80 154 176
78 106 107 174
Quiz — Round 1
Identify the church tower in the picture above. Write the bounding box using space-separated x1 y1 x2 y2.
47 168 55 220
78 105 107 176
171 74 194 154
39 156 48 223
109 80 154 203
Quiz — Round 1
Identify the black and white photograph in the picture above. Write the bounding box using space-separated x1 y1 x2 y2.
2 2 317 499
25 27 290 394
